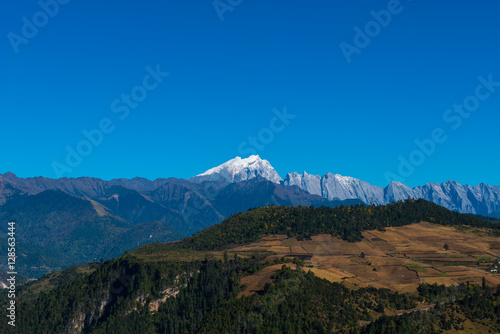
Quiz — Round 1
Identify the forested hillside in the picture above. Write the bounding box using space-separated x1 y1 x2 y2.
0 190 183 277
2 199 500 333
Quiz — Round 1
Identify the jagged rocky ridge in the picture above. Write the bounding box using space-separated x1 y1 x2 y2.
188 155 500 216
2 155 499 219
283 172 500 216
3 154 500 218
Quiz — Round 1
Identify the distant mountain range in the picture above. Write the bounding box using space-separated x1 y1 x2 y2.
284 173 500 216
191 155 500 217
0 155 499 277
0 167 355 278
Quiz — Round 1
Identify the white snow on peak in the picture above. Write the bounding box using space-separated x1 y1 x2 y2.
331 174 357 186
388 181 405 186
198 155 257 176
190 155 283 184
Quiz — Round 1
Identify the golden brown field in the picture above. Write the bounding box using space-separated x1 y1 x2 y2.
230 222 500 294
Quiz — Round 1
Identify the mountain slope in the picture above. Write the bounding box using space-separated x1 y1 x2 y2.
0 172 110 204
109 177 172 192
285 172 384 204
211 176 361 217
94 185 186 228
0 190 182 278
144 179 226 235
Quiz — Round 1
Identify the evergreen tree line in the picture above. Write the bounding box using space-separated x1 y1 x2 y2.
179 199 498 251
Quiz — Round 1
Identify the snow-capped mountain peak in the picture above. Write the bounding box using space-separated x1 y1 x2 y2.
190 155 283 184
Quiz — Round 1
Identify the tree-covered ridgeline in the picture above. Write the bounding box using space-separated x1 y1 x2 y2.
178 199 499 251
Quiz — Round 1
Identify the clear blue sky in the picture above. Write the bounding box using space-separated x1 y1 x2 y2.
1 0 499 187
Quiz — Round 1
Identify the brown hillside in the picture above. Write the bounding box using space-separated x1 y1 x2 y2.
230 222 500 294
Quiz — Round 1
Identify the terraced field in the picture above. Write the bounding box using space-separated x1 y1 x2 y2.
231 222 500 294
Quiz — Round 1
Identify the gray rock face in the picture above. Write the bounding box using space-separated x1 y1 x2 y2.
411 181 500 216
284 172 322 196
284 172 500 216
384 181 415 202
284 172 384 204
320 173 385 205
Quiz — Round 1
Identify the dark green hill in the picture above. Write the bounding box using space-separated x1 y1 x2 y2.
2 199 500 333
95 185 187 229
0 190 183 278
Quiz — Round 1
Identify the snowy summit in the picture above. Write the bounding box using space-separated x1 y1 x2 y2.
189 155 283 184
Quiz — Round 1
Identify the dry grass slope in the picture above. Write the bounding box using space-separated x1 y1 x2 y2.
231 222 500 294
